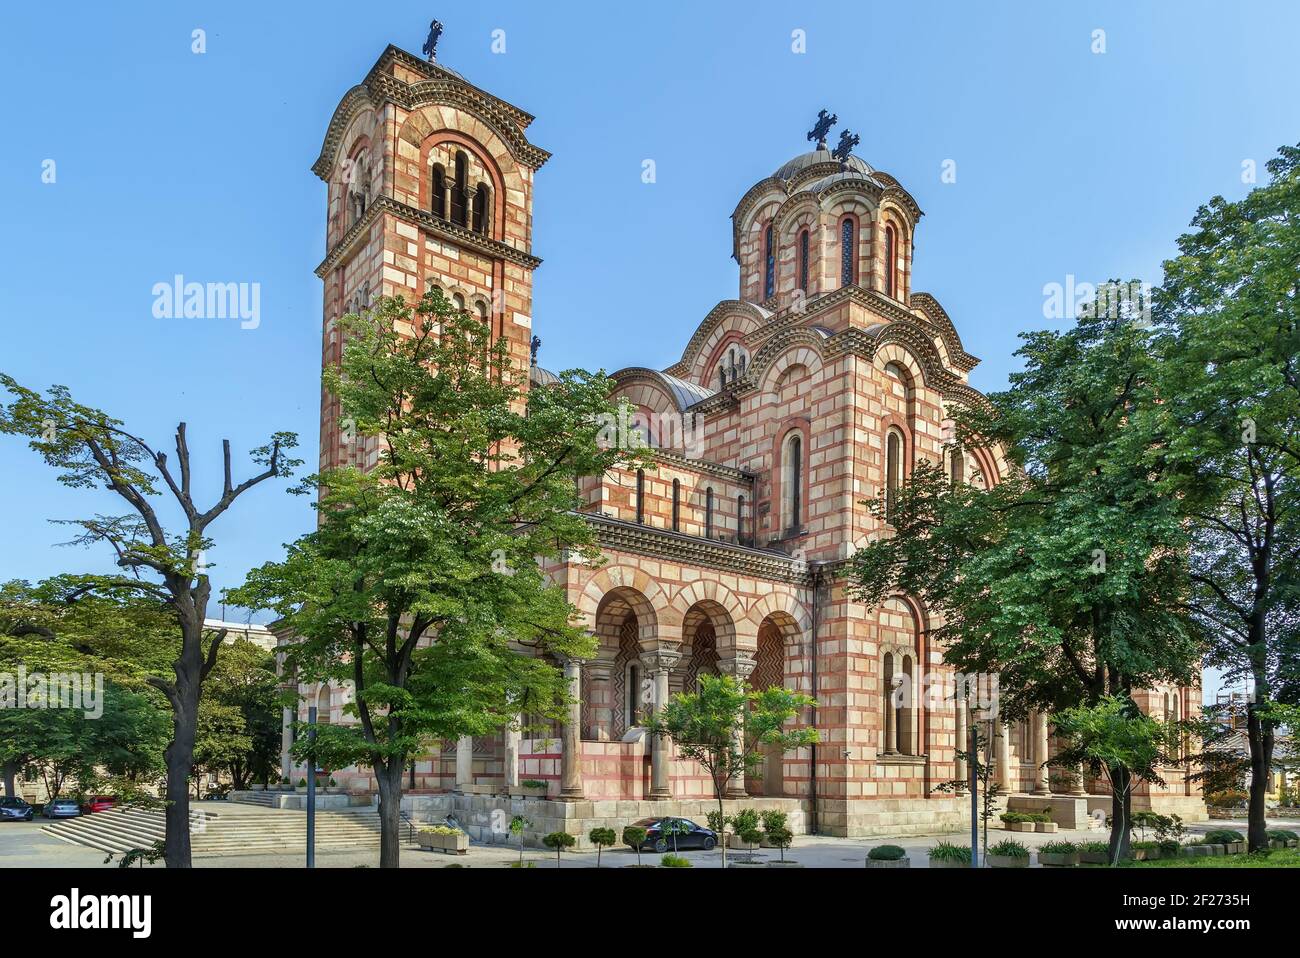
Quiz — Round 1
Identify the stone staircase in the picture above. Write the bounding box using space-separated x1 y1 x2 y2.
42 802 385 857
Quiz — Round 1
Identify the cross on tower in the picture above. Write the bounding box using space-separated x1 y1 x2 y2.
807 109 838 150
832 129 860 167
422 20 444 62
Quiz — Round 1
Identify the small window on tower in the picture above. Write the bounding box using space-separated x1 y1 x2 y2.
764 224 776 300
431 164 447 219
841 218 856 287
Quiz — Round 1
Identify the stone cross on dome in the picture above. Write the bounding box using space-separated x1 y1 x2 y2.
832 129 860 168
422 19 444 62
807 109 838 150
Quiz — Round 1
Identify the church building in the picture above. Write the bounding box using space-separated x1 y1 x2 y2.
288 34 1205 842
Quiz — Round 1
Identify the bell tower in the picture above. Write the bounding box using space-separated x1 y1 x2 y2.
311 30 550 472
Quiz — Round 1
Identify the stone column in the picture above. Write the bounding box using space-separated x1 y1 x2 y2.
883 666 897 754
280 704 294 781
643 649 681 800
503 715 521 791
995 721 1013 792
559 657 584 799
1070 762 1087 796
586 654 618 741
455 735 473 792
1031 711 1051 795
719 651 757 798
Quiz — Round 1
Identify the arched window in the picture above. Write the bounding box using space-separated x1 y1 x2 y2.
885 429 904 522
899 656 916 754
781 432 803 535
671 478 681 532
737 494 746 545
626 661 643 728
472 182 490 234
718 366 727 390
882 653 896 754
950 447 964 489
431 164 447 218
798 228 810 293
763 224 776 300
635 469 645 524
451 151 469 226
840 217 856 287
884 224 898 298
705 486 714 539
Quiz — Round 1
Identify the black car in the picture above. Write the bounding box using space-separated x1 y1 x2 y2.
626 816 717 852
0 797 34 821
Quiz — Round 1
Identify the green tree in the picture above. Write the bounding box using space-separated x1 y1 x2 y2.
543 830 575 867
622 825 647 866
851 305 1202 864
588 826 616 867
645 672 817 868
231 290 634 867
1153 144 1300 852
0 379 298 867
201 638 282 788
1051 697 1176 865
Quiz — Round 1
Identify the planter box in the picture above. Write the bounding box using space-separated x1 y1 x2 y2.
988 854 1030 869
1078 850 1110 865
866 858 910 868
294 786 308 794
727 859 766 868
928 858 971 869
1038 852 1079 867
250 784 265 791
418 831 469 855
1224 841 1246 854
510 785 549 799
1010 822 1036 833
766 860 804 868
1034 822 1058 833
728 835 762 851
1180 844 1213 858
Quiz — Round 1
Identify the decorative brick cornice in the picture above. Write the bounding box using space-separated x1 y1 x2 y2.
315 195 542 278
908 292 980 372
648 449 755 484
583 514 813 586
312 45 550 181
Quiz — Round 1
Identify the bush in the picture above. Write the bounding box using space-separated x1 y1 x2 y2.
1204 829 1245 845
928 841 972 864
1131 840 1161 851
520 779 547 789
988 839 1030 859
1081 840 1110 854
418 825 460 836
999 812 1027 824
661 853 692 868
759 809 789 833
732 808 760 834
867 844 907 861
1038 840 1078 856
1205 789 1248 808
1267 828 1298 843
588 827 617 866
621 825 647 848
1158 840 1181 855
542 831 576 864
705 810 727 833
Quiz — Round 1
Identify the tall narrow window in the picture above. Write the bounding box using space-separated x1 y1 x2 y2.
737 494 746 545
950 447 964 489
763 224 776 300
473 183 490 234
671 479 681 532
798 228 810 293
431 164 447 218
451 151 469 226
886 430 903 522
626 662 642 728
635 469 645 524
885 224 898 298
840 218 856 286
705 487 714 539
782 432 803 534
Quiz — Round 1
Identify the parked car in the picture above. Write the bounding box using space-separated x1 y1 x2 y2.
82 796 116 814
626 816 718 852
0 797 34 821
42 798 81 819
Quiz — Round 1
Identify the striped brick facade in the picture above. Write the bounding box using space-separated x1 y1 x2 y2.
295 43 1204 837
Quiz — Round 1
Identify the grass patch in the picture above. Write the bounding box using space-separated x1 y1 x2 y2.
1120 848 1300 869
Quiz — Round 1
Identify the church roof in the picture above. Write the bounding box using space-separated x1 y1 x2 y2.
529 363 561 387
773 149 877 182
611 368 717 411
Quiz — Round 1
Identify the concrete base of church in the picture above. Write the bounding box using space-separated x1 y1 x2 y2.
396 793 810 850
817 797 971 838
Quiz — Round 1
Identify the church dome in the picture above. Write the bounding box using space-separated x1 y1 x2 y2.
773 149 876 183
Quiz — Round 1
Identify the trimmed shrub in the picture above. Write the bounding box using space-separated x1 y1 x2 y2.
1267 828 1298 843
1039 840 1078 856
867 844 907 861
1203 829 1245 845
661 853 692 868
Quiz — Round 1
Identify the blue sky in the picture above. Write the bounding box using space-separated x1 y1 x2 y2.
2 1 1297 695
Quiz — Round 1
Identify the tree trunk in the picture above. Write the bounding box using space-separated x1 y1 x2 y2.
1107 765 1131 866
717 794 727 869
163 690 198 868
374 759 405 868
2 760 17 799
1245 706 1274 853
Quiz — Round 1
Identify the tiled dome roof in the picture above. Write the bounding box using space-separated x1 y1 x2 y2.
773 149 875 182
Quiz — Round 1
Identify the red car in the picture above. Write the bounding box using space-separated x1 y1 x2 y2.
82 796 117 814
